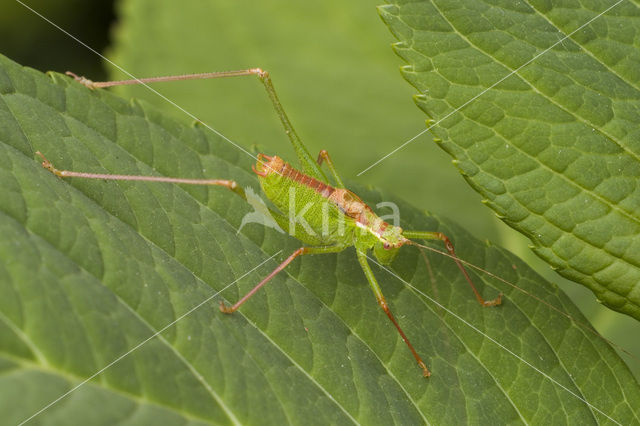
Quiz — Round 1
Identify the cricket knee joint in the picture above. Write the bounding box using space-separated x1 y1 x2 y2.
437 233 455 253
36 151 63 177
250 68 269 80
219 301 235 314
376 295 390 313
483 294 502 307
295 247 310 256
317 150 329 165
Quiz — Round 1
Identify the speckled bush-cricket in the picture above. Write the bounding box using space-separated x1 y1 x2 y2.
36 68 502 377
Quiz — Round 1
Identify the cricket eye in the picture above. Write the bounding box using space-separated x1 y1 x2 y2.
383 242 391 250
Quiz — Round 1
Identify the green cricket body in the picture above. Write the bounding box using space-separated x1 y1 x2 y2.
42 68 502 378
254 153 406 264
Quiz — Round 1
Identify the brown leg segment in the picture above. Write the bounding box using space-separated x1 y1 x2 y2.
65 68 327 181
220 245 347 313
356 249 430 377
404 231 502 307
220 248 309 313
36 151 243 194
378 295 431 377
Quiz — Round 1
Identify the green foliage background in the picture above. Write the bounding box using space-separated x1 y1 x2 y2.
1 0 639 423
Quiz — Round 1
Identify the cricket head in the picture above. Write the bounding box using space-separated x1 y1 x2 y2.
372 221 408 265
252 153 284 177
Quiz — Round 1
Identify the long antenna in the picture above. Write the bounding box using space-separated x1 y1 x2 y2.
409 240 638 362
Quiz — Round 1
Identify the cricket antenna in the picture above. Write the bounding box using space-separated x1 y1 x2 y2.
405 239 502 307
407 240 640 362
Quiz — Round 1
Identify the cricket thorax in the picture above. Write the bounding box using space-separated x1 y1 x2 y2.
254 153 371 221
329 188 407 249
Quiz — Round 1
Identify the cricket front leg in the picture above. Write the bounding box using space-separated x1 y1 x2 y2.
356 249 431 377
403 230 502 307
220 244 347 313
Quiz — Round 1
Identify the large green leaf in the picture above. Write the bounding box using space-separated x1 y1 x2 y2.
103 0 640 377
100 0 640 360
1 54 640 423
379 0 640 322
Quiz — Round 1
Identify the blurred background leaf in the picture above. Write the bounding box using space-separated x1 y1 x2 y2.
2 0 638 381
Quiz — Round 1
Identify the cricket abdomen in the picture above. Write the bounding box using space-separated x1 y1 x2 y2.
253 154 375 244
256 154 335 198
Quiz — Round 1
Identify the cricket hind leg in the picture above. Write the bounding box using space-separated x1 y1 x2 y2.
65 68 327 182
37 151 302 241
316 150 345 188
37 149 322 245
36 151 308 245
403 230 502 307
355 249 431 377
220 244 347 313
35 151 246 198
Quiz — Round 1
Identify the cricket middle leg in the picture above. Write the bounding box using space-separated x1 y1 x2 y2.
220 244 347 313
356 249 431 377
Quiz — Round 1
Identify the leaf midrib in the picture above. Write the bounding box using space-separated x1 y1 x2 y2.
526 0 640 94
